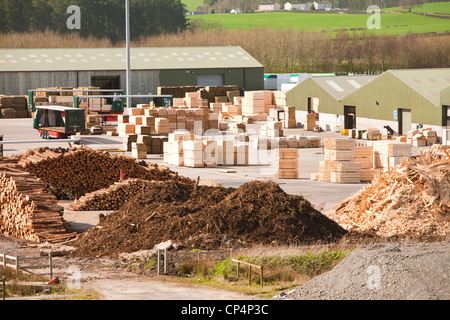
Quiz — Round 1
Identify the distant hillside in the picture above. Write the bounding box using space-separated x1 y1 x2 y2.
384 1 450 14
412 1 450 14
188 11 450 35
183 0 205 11
182 0 445 14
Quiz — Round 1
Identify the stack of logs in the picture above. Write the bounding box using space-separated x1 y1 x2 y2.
19 146 193 199
68 179 157 211
0 165 76 243
0 146 194 243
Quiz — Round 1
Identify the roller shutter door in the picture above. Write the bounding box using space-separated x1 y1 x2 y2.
197 74 224 87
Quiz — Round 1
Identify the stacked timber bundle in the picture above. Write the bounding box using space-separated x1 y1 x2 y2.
305 113 316 131
275 148 299 179
369 141 412 171
241 91 274 120
67 179 157 211
19 146 193 199
0 166 76 243
366 128 382 140
354 145 375 182
319 139 360 183
254 136 321 150
327 146 450 239
284 106 297 129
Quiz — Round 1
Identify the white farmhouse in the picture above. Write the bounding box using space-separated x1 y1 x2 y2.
257 3 281 12
284 2 312 11
313 1 332 10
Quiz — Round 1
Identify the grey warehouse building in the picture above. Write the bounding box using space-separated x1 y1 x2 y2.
0 46 264 103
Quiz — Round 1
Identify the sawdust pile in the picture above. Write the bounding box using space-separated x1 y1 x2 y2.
72 180 347 258
327 146 450 239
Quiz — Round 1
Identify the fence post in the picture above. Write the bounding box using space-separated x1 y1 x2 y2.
157 249 160 275
163 248 167 275
15 256 19 275
48 251 53 280
260 266 264 288
2 277 5 300
248 265 252 285
0 134 3 157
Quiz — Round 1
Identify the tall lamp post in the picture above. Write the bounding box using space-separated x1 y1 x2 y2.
125 0 131 109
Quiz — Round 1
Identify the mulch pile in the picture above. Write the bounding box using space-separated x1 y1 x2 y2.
72 180 347 258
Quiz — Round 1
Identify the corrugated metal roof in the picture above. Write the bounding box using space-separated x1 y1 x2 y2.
388 69 450 106
312 75 377 100
0 46 263 72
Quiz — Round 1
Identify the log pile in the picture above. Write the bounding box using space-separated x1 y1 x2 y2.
327 145 450 239
67 179 158 211
19 146 193 199
0 165 76 243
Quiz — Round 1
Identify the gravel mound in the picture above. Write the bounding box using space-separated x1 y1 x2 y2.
279 241 450 300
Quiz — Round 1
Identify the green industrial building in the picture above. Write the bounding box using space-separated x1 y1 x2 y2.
285 75 376 131
0 46 264 105
342 69 450 135
286 69 450 138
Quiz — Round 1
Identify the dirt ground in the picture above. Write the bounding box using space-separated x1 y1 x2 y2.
0 234 250 300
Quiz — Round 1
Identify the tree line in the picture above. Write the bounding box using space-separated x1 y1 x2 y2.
0 0 187 42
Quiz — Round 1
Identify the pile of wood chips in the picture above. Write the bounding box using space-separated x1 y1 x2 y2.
327 145 450 239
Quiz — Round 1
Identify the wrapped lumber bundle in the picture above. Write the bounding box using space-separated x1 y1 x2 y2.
275 148 299 179
327 145 450 239
67 179 158 211
19 146 193 199
0 167 76 243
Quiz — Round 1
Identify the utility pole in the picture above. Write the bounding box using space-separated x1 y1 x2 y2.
125 0 132 109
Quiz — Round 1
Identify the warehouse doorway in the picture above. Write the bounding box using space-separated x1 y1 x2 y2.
91 76 120 90
398 108 412 134
197 74 224 87
443 105 450 126
344 105 356 129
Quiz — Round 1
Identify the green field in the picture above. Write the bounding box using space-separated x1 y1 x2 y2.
189 11 450 35
183 0 204 11
383 1 450 14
